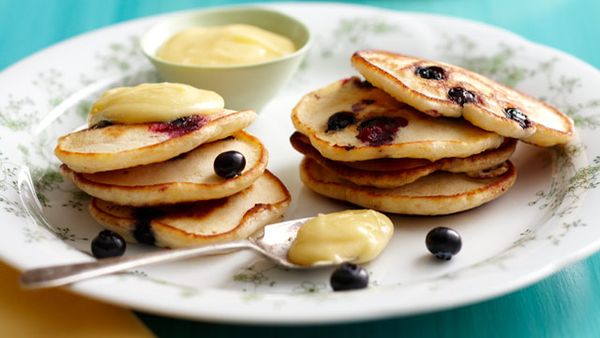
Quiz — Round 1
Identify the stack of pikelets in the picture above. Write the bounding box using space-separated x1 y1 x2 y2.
56 106 290 248
291 50 574 215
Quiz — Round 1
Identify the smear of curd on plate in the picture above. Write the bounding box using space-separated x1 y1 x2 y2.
288 209 394 266
88 82 224 126
157 24 296 66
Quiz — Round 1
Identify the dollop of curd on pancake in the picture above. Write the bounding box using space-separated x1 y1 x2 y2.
88 82 224 126
157 24 296 67
287 210 394 266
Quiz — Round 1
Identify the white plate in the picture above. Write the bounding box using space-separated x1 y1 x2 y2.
1 3 600 324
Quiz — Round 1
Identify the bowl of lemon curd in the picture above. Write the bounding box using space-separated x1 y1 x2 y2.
141 7 311 111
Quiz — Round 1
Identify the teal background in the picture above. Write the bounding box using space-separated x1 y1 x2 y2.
2 0 600 337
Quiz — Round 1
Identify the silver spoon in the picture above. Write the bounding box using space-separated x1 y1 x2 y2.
20 217 322 289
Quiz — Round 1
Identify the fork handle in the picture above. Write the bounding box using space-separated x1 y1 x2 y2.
20 240 253 289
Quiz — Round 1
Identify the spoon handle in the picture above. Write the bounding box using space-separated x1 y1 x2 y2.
20 240 253 289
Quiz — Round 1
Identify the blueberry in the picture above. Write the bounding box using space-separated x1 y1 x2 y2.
416 66 446 80
214 151 246 178
132 208 158 245
91 230 126 259
448 87 477 106
330 262 369 291
326 111 356 132
504 107 531 129
133 223 155 245
355 116 408 146
425 227 462 260
149 115 209 137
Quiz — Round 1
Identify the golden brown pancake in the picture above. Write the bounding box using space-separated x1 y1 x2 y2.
299 157 517 215
56 109 256 173
291 77 504 162
88 170 291 248
351 50 574 146
291 132 516 188
61 131 268 206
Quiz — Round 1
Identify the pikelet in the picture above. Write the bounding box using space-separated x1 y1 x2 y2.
351 50 574 146
61 131 268 206
291 131 516 188
56 109 256 173
291 76 505 162
89 170 291 248
300 158 516 215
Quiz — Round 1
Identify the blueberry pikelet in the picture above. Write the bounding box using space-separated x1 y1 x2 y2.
56 82 257 173
61 131 268 206
299 157 516 216
56 108 256 173
352 50 574 147
89 170 291 248
291 131 516 189
291 77 506 162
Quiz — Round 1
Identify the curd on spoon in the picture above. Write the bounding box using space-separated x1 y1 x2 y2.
287 209 394 266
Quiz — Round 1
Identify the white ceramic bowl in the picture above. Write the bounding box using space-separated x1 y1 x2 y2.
141 7 312 111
